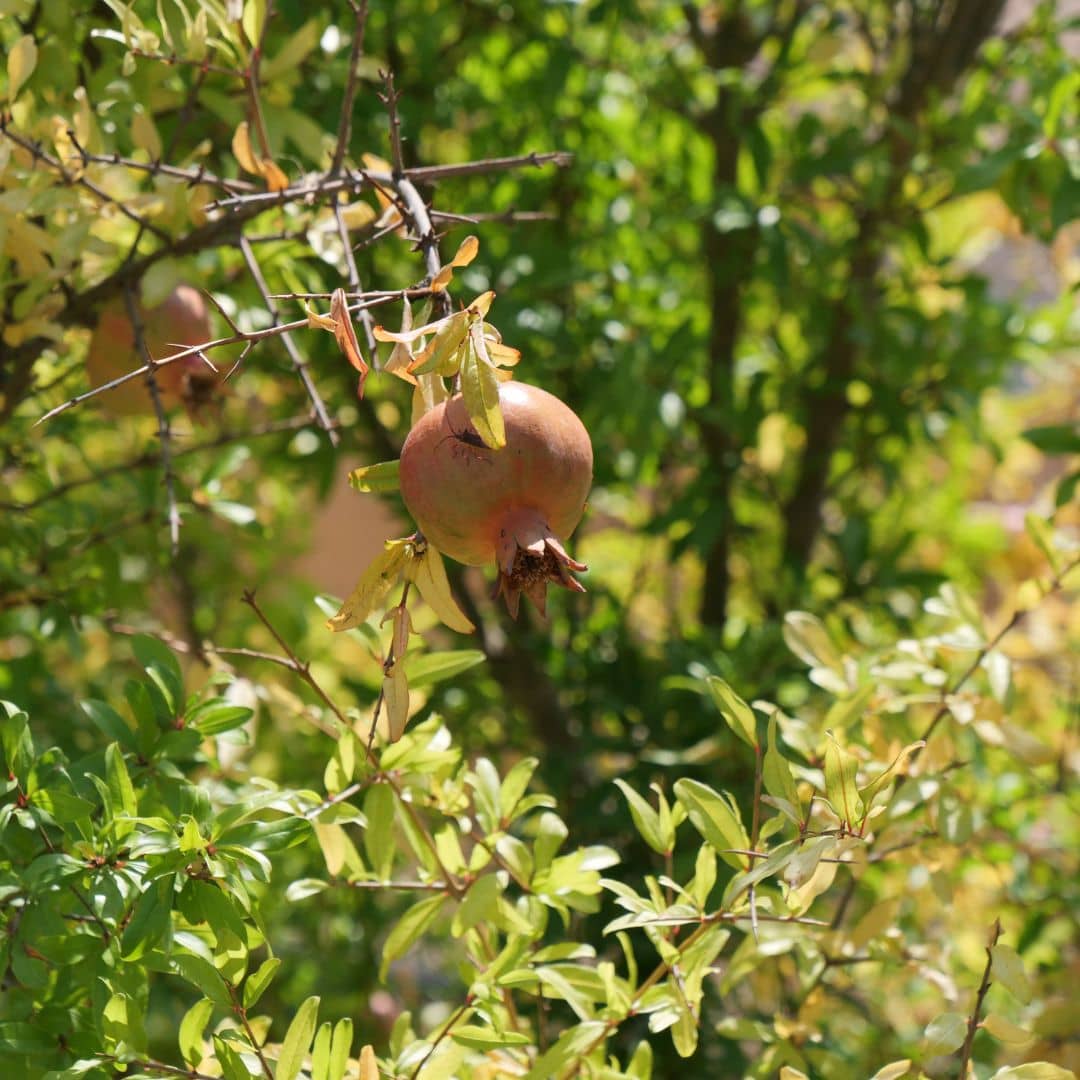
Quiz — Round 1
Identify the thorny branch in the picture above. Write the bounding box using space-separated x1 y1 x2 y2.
121 283 181 554
239 235 340 445
331 0 371 177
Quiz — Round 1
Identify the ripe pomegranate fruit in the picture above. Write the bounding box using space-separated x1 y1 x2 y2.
399 381 593 617
85 284 217 417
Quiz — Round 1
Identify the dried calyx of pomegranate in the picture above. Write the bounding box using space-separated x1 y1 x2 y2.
399 381 592 617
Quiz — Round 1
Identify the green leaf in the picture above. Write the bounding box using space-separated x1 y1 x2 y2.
380 895 446 980
190 704 253 736
6 34 37 101
81 700 138 751
859 741 924 810
533 812 569 873
0 702 33 780
348 460 400 493
178 998 214 1068
311 1021 332 1080
31 786 94 824
121 878 174 960
406 649 486 689
363 782 396 880
131 635 183 713
823 734 863 827
614 779 669 854
1022 423 1080 455
452 874 501 937
524 1020 607 1079
241 0 266 46
673 779 750 869
706 676 757 748
174 954 230 1006
923 1011 967 1056
276 996 320 1080
105 743 137 831
328 1018 353 1080
243 956 281 1009
450 1026 531 1050
763 715 801 818
990 944 1032 1004
102 991 146 1054
460 339 505 448
499 756 539 822
285 878 328 902
867 1063 912 1080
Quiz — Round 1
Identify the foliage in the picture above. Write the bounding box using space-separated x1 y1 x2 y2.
1 2 1078 1079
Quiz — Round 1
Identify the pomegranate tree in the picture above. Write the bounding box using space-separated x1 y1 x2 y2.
399 381 593 617
85 284 217 417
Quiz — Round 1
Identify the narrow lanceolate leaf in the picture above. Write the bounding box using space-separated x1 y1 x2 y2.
763 715 801 818
823 733 863 826
614 780 669 854
409 544 475 633
348 460 400 494
243 956 281 1009
379 895 447 980
460 339 505 449
707 676 757 748
858 740 925 810
331 288 369 397
328 1019 353 1080
783 611 843 672
105 743 137 827
358 1045 378 1080
449 235 480 268
326 540 410 631
409 311 468 377
232 120 261 175
382 666 409 743
673 779 750 870
276 996 320 1080
7 36 37 101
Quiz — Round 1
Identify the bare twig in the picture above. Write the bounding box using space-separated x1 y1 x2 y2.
204 152 573 213
122 283 180 554
958 920 1002 1076
379 69 406 176
330 0 370 177
243 0 275 162
239 235 340 444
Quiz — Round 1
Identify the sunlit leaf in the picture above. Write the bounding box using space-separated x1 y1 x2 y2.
408 543 475 633
7 35 37 101
326 541 410 631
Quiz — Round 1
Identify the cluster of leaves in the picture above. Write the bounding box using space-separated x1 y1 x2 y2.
2 528 1077 1077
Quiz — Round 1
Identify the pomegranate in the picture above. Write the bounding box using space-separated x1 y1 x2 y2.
399 381 593 617
86 284 217 417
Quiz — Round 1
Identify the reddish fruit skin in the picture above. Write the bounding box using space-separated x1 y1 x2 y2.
399 382 593 569
85 284 215 416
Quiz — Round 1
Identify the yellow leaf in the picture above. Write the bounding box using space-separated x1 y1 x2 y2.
339 200 377 229
305 303 338 332
7 35 37 102
242 0 266 46
981 1013 1033 1045
429 265 455 292
383 666 409 743
360 152 392 174
261 157 289 192
409 312 468 377
232 121 260 175
449 234 479 268
348 460 400 494
131 110 162 159
486 340 521 366
409 545 474 634
359 1045 378 1080
411 374 448 425
467 291 495 318
326 542 410 632
460 337 505 449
